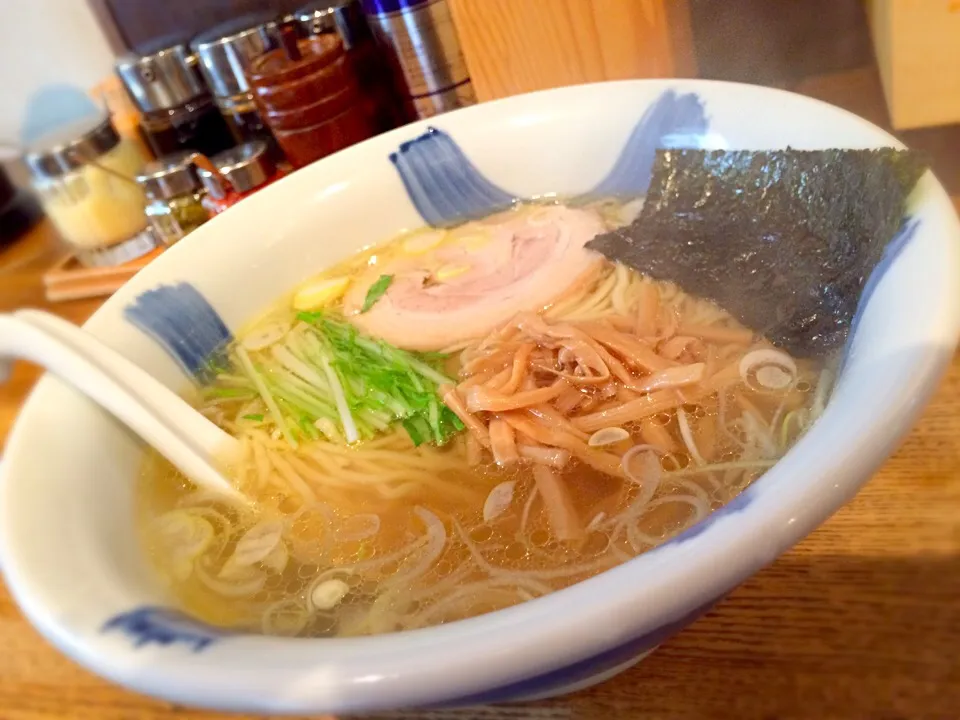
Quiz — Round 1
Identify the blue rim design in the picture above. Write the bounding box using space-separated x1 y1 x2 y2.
100 596 720 703
102 606 233 652
389 127 516 228
123 283 232 383
591 89 709 198
389 89 709 229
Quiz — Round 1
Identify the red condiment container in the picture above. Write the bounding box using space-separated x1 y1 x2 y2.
196 140 285 215
247 34 375 168
294 0 412 133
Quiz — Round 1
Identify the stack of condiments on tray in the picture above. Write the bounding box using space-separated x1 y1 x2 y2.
35 1 477 301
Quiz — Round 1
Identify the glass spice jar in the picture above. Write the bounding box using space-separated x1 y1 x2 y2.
135 152 209 245
191 13 284 158
215 94 274 148
197 140 284 215
115 41 236 159
25 113 157 267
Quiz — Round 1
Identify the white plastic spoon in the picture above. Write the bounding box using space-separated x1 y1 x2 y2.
0 310 246 502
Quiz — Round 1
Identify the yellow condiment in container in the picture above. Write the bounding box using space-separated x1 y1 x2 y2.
25 113 157 267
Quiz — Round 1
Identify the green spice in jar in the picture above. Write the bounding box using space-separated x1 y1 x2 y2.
135 152 209 246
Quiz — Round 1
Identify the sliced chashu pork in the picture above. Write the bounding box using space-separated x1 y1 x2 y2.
343 205 605 351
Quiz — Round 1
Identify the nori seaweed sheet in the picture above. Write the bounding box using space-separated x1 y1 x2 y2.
585 148 926 357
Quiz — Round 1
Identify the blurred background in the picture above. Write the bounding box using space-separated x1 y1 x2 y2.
2 0 958 296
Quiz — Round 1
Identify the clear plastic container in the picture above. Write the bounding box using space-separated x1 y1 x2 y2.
26 114 156 266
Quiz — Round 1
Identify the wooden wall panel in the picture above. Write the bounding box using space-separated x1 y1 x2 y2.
865 0 960 129
447 0 694 102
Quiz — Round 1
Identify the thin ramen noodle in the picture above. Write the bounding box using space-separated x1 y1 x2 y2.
140 200 829 637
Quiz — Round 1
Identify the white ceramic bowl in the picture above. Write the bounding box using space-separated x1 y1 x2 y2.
2 80 958 715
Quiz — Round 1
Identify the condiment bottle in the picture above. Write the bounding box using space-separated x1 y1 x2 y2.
191 14 284 155
296 0 410 133
197 140 283 215
135 152 209 245
115 40 236 159
25 113 158 267
361 0 476 119
247 29 375 168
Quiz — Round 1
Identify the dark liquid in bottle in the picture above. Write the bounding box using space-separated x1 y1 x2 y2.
217 100 284 162
139 101 236 158
348 38 412 133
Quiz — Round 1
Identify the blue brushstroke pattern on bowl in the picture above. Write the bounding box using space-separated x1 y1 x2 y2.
103 606 234 652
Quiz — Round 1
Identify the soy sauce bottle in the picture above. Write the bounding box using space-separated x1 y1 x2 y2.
115 40 236 158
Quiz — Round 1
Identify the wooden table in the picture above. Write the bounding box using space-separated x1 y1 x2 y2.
1 220 958 720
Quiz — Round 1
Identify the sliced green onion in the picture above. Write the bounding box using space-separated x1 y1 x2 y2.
316 346 359 444
235 346 296 447
215 311 463 448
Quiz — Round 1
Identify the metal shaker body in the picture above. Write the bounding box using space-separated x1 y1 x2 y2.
362 0 476 118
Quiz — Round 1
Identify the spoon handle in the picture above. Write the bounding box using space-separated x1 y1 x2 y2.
0 313 244 502
15 310 239 460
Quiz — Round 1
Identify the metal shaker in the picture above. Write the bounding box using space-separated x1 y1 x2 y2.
360 0 476 119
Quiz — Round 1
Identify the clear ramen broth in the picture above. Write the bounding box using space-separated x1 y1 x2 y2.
139 199 831 638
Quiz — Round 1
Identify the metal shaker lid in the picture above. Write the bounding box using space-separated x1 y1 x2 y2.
198 140 275 196
115 42 207 113
296 0 372 49
135 152 203 201
24 113 121 179
191 13 282 99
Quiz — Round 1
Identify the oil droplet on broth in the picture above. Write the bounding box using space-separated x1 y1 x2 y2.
582 531 610 556
661 452 691 471
530 529 551 547
470 526 493 543
297 563 320 579
504 542 528 561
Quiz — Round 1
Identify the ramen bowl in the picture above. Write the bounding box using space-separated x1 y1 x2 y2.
1 80 958 715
